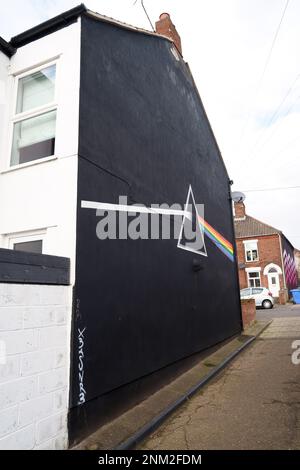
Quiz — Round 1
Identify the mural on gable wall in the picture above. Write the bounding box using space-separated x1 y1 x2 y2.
282 236 298 290
81 185 235 262
283 249 298 290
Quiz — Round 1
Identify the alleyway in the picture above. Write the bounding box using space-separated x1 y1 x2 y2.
139 305 300 450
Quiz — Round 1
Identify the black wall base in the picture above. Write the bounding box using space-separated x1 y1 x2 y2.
68 336 235 447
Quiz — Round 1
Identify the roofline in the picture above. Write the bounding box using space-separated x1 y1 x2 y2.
85 10 171 42
235 233 279 239
247 214 281 234
235 214 296 245
10 4 87 48
184 62 231 183
0 36 16 57
234 214 281 238
281 232 295 251
7 4 173 51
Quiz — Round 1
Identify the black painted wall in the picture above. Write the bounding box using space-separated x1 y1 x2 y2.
70 14 242 434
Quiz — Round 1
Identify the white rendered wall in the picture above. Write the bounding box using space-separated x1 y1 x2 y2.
0 20 81 284
0 283 72 450
0 20 81 451
0 51 9 168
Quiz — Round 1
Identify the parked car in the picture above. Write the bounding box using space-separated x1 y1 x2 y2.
240 287 274 309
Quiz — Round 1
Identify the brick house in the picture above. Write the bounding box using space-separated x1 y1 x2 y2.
234 201 298 300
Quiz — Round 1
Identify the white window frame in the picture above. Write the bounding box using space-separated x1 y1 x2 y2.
246 269 261 288
7 229 47 253
243 239 259 263
7 59 59 171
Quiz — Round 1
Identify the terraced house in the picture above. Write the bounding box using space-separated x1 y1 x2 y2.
0 4 242 449
234 200 298 302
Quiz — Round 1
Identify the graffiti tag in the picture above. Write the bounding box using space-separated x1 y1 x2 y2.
78 326 87 405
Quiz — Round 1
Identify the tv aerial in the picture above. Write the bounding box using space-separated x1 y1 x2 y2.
231 191 246 203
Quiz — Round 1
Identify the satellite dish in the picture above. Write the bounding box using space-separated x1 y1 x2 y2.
231 191 246 203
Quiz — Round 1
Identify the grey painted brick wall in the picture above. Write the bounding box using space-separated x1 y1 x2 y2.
0 283 72 449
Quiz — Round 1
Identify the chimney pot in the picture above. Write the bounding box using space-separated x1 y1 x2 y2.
155 12 182 55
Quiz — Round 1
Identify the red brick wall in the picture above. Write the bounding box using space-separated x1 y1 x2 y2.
236 234 284 292
241 299 256 329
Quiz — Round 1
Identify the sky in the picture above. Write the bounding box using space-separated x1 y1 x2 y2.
1 0 300 247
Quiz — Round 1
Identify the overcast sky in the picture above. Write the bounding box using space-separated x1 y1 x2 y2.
1 0 300 247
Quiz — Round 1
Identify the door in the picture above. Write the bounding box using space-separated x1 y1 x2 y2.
267 273 280 297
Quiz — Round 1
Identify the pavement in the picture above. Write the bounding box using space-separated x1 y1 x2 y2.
139 304 300 450
75 320 269 450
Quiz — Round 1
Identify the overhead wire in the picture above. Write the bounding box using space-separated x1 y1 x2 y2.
236 0 291 154
244 72 300 160
243 185 300 192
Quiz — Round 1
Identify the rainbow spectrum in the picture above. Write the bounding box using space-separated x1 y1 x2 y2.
198 215 234 262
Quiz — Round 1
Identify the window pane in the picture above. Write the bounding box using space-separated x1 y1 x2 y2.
11 110 56 166
245 241 257 251
252 250 258 260
253 288 263 293
246 251 252 261
255 279 261 287
249 272 259 278
16 65 56 114
13 240 43 254
241 288 251 296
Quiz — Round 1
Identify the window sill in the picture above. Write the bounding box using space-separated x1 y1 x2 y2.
0 155 58 174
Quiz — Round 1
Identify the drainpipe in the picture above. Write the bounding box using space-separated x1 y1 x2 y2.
228 181 244 331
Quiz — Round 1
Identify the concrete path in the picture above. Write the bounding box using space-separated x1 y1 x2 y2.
139 309 300 450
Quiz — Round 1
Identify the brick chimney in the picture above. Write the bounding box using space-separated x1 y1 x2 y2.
234 201 246 219
155 13 182 55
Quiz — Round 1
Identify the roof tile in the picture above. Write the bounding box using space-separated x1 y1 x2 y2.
234 215 280 238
